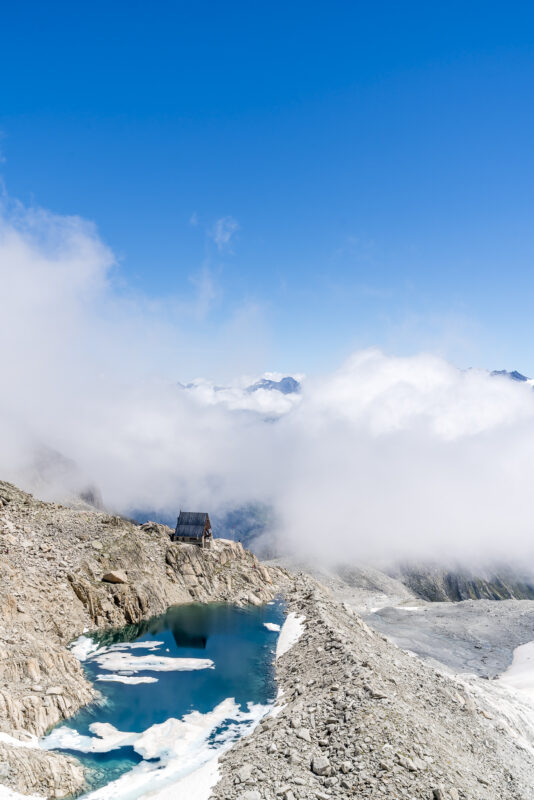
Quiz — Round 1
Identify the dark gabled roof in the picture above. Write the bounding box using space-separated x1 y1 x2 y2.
175 511 210 539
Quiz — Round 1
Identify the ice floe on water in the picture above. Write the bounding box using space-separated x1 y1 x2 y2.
105 641 165 651
264 622 281 632
42 723 138 754
96 675 159 685
276 612 306 659
70 635 214 674
69 637 166 663
93 652 214 673
43 699 270 800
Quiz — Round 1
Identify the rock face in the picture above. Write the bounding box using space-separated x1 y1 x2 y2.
270 555 534 608
0 480 288 798
0 744 84 799
397 564 534 601
212 577 534 800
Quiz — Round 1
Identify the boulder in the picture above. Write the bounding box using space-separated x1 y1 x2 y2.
102 570 128 584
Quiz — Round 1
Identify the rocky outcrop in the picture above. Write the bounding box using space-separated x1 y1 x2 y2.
0 744 84 799
0 480 288 798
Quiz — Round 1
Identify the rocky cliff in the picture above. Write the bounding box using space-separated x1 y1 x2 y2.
0 480 288 798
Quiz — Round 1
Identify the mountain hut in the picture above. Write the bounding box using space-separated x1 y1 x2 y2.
173 511 213 548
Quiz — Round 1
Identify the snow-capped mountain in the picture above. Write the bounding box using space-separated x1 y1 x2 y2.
177 373 302 416
246 376 300 394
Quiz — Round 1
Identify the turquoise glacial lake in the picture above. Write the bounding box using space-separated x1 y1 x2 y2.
42 600 285 799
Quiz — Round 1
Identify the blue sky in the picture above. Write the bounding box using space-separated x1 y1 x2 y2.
2 1 534 377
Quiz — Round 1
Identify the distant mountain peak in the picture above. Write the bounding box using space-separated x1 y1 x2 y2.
246 376 301 395
491 369 529 382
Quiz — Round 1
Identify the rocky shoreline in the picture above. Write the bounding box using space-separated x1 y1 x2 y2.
0 481 288 798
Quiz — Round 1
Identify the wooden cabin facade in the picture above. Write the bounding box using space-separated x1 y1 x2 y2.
173 511 213 548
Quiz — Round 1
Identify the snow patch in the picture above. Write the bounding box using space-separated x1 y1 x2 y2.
499 641 534 698
69 635 100 661
276 613 306 659
0 732 39 749
0 787 45 800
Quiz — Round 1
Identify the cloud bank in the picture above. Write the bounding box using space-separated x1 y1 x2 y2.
2 197 534 567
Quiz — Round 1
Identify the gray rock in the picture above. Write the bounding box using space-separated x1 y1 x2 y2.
311 755 331 776
296 727 311 742
236 764 253 783
397 753 418 771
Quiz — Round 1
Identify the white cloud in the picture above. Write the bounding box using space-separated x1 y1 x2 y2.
210 216 239 252
2 196 534 570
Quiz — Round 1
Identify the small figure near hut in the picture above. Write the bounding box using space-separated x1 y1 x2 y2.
172 511 213 548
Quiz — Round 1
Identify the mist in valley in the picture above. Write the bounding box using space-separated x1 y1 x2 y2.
3 196 534 572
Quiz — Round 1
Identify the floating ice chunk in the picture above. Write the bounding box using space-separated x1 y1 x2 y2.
69 635 100 661
102 641 164 652
70 638 165 664
264 622 281 632
96 674 159 685
41 723 137 754
276 613 306 659
93 652 214 673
